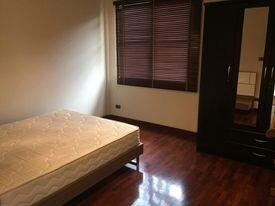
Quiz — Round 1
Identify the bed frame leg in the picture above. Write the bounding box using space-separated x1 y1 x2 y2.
136 156 140 171
129 157 140 171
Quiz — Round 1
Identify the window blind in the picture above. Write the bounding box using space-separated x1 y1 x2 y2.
115 0 201 92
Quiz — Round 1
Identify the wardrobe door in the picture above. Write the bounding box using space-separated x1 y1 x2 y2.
263 4 275 132
198 4 243 152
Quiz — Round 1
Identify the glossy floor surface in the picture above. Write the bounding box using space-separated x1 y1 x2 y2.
65 123 275 206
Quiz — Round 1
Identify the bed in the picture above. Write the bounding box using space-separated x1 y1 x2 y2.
0 110 143 206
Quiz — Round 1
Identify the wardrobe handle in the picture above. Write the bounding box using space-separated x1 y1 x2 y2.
267 66 275 87
254 138 268 143
271 66 275 81
252 152 266 158
264 66 267 80
227 65 231 82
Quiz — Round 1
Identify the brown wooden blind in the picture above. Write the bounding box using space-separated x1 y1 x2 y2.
115 0 201 91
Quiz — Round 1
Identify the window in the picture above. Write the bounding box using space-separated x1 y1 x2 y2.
115 0 202 92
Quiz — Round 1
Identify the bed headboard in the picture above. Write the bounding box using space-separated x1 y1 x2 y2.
237 72 257 97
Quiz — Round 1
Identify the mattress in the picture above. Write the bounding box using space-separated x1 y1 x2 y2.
0 110 140 206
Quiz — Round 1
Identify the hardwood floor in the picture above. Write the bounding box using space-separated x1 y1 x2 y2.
65 119 275 206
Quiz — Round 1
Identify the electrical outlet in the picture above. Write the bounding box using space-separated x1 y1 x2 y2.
115 104 121 109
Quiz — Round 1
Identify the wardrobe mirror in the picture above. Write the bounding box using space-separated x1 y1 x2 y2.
270 91 275 129
233 6 269 127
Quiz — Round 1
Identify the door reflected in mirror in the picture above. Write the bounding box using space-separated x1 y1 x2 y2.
233 7 269 127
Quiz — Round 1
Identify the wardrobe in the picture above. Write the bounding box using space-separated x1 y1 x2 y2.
198 0 275 168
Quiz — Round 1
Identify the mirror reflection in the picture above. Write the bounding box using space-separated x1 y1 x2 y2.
270 89 275 129
234 7 269 127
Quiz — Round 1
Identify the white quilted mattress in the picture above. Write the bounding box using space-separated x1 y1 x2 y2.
0 110 140 206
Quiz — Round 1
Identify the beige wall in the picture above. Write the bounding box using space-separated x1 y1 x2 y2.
2 0 266 132
0 0 107 124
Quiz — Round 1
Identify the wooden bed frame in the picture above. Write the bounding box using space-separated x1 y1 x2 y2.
34 143 143 206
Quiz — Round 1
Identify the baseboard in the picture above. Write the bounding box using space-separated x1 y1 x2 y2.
103 115 197 139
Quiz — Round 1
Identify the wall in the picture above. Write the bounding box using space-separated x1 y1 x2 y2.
0 0 107 124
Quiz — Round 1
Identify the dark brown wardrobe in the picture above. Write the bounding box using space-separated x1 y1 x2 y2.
198 0 275 168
